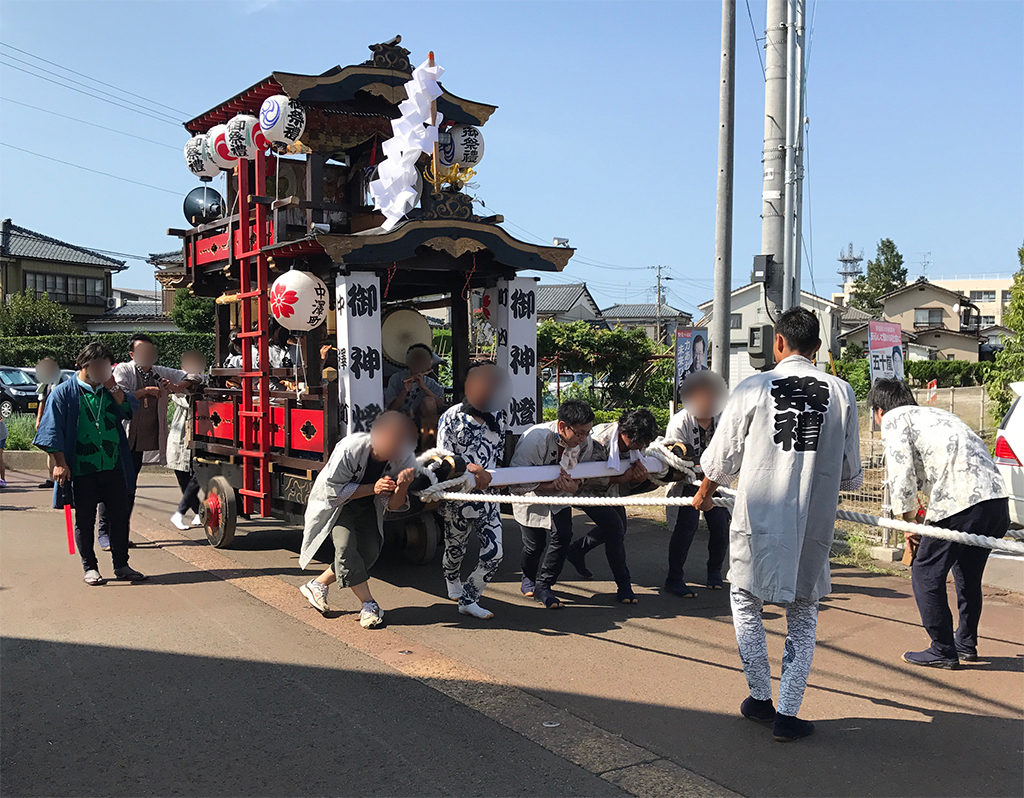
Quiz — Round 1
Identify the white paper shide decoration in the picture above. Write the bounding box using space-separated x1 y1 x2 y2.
368 57 445 231
184 134 220 178
259 94 306 146
269 270 329 332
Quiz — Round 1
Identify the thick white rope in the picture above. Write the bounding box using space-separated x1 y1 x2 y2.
430 490 1024 556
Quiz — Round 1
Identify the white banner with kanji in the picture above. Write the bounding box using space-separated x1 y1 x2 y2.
492 276 538 433
335 272 384 435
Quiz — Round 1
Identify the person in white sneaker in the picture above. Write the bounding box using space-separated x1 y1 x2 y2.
298 411 417 627
436 361 508 620
167 350 207 532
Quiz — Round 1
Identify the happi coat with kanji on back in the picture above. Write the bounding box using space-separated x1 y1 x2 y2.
700 355 863 603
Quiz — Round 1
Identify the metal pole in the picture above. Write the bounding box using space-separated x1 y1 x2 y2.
781 0 797 310
791 0 806 305
712 0 736 383
655 265 663 345
761 0 788 272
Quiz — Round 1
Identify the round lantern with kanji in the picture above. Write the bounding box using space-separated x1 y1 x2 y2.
225 114 265 159
184 134 219 179
259 95 306 146
269 270 329 331
438 124 485 168
207 124 237 169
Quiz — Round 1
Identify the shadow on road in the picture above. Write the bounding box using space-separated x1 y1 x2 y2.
2 636 1020 798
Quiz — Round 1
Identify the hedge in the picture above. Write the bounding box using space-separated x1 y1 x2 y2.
904 360 991 388
0 333 216 370
542 406 671 430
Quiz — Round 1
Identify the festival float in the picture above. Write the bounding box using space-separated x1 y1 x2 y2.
170 36 574 555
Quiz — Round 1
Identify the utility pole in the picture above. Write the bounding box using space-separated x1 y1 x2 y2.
654 264 664 345
761 0 788 320
781 0 797 310
791 0 806 305
712 0 736 383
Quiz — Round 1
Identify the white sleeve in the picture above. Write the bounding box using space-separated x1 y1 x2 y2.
699 384 755 485
882 413 918 517
840 384 864 491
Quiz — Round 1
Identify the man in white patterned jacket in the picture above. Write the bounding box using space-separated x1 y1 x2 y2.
693 308 862 743
437 361 507 619
869 377 1008 669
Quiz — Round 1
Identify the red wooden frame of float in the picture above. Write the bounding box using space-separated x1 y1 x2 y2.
185 148 335 518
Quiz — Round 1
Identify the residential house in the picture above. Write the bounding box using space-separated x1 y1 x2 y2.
84 301 179 334
601 303 692 344
536 283 603 325
0 218 126 323
150 249 186 313
840 324 936 361
874 278 981 361
932 276 1014 328
696 284 842 382
111 286 161 308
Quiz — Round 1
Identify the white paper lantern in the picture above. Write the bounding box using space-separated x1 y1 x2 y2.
184 134 219 178
208 124 237 169
438 124 485 168
259 94 306 146
252 121 269 152
226 114 260 159
269 270 329 331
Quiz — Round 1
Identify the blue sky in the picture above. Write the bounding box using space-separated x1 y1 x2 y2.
0 0 1021 312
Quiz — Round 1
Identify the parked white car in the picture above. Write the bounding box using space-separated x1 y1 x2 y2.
545 372 592 396
994 382 1024 526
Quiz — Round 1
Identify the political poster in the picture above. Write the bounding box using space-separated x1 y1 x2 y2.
868 320 905 382
674 327 709 404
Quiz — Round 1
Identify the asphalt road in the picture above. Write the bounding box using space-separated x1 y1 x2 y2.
2 467 1022 797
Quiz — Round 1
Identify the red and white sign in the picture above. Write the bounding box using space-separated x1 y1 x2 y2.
926 378 938 403
868 320 905 382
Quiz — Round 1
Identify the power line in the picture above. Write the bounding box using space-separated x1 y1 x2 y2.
0 50 180 122
745 0 766 79
1 96 180 150
0 142 181 195
0 59 182 127
0 41 190 116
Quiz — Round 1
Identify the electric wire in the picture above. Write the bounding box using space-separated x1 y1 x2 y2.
0 59 182 127
1 96 180 150
0 142 181 195
1 230 156 262
745 0 767 79
0 41 190 116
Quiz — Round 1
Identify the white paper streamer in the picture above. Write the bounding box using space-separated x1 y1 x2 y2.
368 57 445 230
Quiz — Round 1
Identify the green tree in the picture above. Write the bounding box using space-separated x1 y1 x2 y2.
987 244 1024 421
848 238 908 313
170 287 216 332
0 289 77 336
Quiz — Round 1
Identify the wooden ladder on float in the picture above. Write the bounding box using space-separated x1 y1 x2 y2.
233 149 271 516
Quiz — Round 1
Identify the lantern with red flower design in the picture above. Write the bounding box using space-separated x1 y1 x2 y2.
269 270 329 331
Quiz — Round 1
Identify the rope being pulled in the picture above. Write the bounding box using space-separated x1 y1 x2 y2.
431 490 1024 556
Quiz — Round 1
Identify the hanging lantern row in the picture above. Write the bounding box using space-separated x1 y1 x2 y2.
183 95 307 179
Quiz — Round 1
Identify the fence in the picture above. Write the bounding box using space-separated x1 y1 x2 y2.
841 386 998 548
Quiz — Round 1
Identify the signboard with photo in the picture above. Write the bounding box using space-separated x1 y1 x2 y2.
868 320 905 382
674 327 709 404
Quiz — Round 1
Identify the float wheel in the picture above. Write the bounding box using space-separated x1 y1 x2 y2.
201 475 237 548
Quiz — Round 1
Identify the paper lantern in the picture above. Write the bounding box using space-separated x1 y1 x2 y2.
269 270 329 331
252 121 269 152
208 124 237 169
438 124 485 168
184 134 219 178
259 95 306 146
226 114 260 159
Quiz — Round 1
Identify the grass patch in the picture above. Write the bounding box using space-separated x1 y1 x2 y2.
3 413 37 451
831 523 908 578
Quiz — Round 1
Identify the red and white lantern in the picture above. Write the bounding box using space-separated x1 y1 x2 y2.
208 124 237 170
226 114 263 160
184 134 219 178
269 270 329 332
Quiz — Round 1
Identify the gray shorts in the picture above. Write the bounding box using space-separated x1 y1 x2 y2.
332 499 382 587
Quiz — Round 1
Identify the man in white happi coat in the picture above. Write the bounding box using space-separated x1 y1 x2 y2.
693 308 862 742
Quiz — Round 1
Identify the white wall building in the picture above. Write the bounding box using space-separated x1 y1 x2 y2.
696 284 843 384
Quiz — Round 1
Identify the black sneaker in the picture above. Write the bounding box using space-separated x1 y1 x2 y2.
955 644 978 662
706 570 725 590
902 649 959 669
740 696 776 723
664 578 697 598
773 713 814 742
113 566 148 582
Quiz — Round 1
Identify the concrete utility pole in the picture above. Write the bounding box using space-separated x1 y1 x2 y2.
711 0 736 383
761 0 788 319
791 0 806 304
654 264 665 344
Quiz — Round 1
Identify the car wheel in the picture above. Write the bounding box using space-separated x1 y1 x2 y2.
0 400 13 418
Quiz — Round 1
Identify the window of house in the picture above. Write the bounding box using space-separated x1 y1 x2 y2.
980 315 996 327
946 354 956 361
25 272 106 305
1003 290 1013 307
969 290 996 303
914 308 943 326
729 313 742 329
